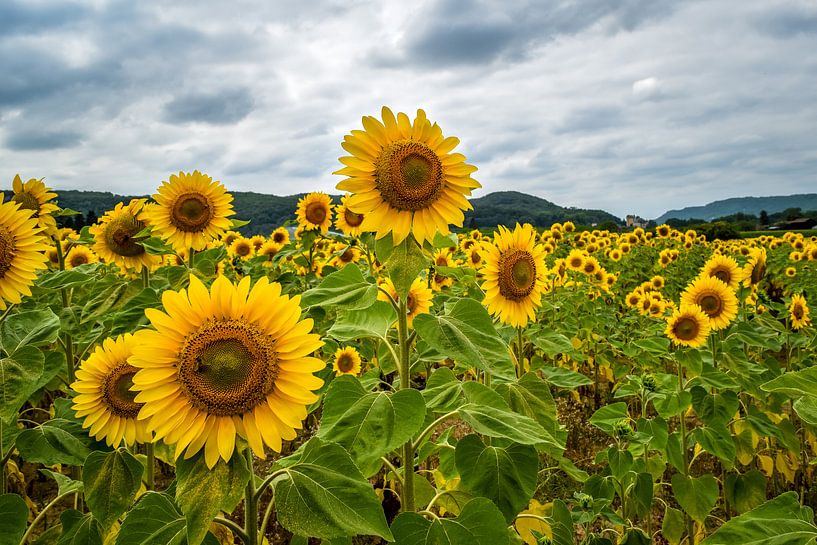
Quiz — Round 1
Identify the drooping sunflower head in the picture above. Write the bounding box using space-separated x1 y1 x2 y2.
71 334 152 447
130 275 325 468
11 174 59 234
0 196 50 309
334 194 365 237
66 246 98 269
789 294 811 330
296 192 333 233
665 304 711 347
741 247 767 287
90 199 160 271
332 347 362 376
334 107 480 244
481 223 547 328
680 275 738 331
148 171 235 252
702 254 740 289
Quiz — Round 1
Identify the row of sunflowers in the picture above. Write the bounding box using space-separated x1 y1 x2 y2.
0 107 816 545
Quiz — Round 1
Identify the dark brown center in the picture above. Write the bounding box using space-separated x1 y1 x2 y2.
375 140 443 211
171 193 213 233
104 213 146 257
498 250 536 301
102 363 142 418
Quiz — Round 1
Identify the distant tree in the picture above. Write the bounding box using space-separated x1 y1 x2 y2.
783 207 802 221
85 210 98 227
759 210 769 226
468 217 477 229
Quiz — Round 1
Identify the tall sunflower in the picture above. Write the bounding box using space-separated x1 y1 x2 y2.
334 194 365 237
701 255 740 289
90 199 160 271
11 174 59 235
741 247 767 288
481 223 547 328
334 107 480 244
296 192 333 233
71 334 152 447
378 276 433 327
680 276 738 330
665 304 711 347
789 295 811 330
130 275 325 468
0 196 50 309
148 171 234 252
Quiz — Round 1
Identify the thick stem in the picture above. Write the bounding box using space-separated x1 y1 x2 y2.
244 449 258 545
515 326 524 378
145 443 155 491
678 361 695 545
397 296 415 512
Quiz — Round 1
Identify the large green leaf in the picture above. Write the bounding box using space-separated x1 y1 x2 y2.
671 474 718 523
724 470 767 514
0 345 44 421
761 367 817 398
537 366 592 388
84 448 144 530
455 434 538 523
175 451 251 545
694 424 736 466
589 402 629 435
40 469 84 495
457 403 555 446
413 298 514 379
0 493 28 545
327 301 396 341
318 376 426 476
271 438 392 540
301 264 378 310
116 492 219 545
56 511 103 545
383 236 427 299
495 373 566 454
391 497 509 545
691 387 739 427
422 368 464 412
16 418 106 466
0 308 61 355
530 328 574 359
701 492 817 545
662 507 685 545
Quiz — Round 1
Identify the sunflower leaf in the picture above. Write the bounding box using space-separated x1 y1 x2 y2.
384 236 428 300
16 418 107 466
116 491 220 545
0 493 28 545
270 437 393 540
301 264 378 310
0 346 45 422
390 497 509 545
0 308 61 355
83 448 145 531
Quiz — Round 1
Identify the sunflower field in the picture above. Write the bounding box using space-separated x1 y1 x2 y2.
1 108 817 545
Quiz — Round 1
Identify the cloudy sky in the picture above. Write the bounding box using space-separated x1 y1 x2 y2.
1 0 816 219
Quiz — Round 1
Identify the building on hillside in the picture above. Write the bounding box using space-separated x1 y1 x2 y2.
774 218 817 230
626 214 648 228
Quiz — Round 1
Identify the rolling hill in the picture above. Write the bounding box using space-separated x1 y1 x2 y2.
462 191 621 229
656 194 817 223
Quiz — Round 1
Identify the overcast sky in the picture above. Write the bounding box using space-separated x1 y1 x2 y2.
1 0 816 219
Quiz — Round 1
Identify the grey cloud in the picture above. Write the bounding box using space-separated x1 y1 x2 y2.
554 106 624 134
0 1 89 35
754 4 817 37
5 129 83 151
162 88 256 125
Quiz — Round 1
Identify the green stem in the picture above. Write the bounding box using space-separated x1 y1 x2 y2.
188 247 195 271
215 516 249 543
678 360 695 545
397 296 415 512
258 489 276 542
244 449 258 545
412 411 459 451
145 443 155 491
515 326 524 378
19 491 74 545
141 265 150 289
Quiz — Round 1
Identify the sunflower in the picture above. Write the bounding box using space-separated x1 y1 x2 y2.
270 227 290 246
258 241 282 267
581 256 599 276
71 334 152 447
296 192 333 233
221 231 240 248
334 195 365 237
566 249 585 272
130 275 325 468
466 246 484 269
329 246 361 269
228 237 255 260
0 196 50 309
11 174 59 235
433 248 457 268
785 267 796 278
148 171 234 252
90 199 160 271
563 221 575 233
250 235 266 252
332 347 362 376
609 249 622 262
378 276 434 327
656 224 671 237
66 246 98 269
650 276 665 290
789 295 811 330
481 223 547 328
702 255 740 289
665 304 711 347
680 276 738 330
334 107 480 244
741 248 767 287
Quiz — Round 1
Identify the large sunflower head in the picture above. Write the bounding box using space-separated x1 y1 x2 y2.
148 171 234 252
332 347 362 376
665 304 711 347
334 194 365 237
130 275 325 468
90 199 160 271
480 223 547 328
702 254 740 289
71 334 152 447
377 276 434 327
334 107 481 245
66 246 98 269
296 192 333 233
741 247 767 287
789 294 811 330
11 174 59 235
0 196 50 309
680 275 738 331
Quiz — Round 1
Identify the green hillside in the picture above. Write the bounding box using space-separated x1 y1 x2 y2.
463 191 621 229
656 194 817 223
